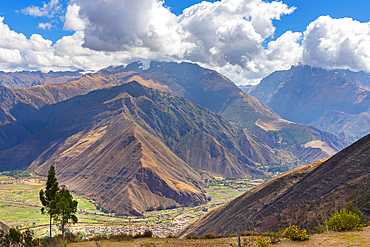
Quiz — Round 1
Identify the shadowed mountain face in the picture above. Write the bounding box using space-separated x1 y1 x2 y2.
178 133 370 237
250 65 370 143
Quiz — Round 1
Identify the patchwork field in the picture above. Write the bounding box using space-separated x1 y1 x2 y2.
0 172 258 238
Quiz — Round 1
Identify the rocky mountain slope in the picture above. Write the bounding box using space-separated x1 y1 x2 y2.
250 65 370 143
178 133 370 237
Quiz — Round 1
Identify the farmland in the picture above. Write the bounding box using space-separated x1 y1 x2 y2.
0 170 263 238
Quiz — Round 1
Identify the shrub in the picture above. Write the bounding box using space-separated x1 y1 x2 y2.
109 233 133 242
282 225 309 241
267 232 281 244
326 209 365 232
255 236 271 247
199 233 224 239
316 225 325 234
134 230 153 239
241 231 259 236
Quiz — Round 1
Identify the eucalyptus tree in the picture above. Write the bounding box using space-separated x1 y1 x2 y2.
51 188 78 237
39 165 59 237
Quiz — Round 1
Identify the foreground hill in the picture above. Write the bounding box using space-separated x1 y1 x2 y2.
250 65 370 143
178 133 370 237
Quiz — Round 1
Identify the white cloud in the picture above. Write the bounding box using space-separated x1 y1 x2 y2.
64 3 86 31
0 17 135 72
302 16 370 72
21 0 61 17
38 22 53 30
74 0 295 68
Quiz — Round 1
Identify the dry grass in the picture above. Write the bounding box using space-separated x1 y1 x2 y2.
67 236 252 247
67 227 370 247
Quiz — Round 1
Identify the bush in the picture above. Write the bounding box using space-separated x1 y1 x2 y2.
109 233 133 242
199 233 224 239
255 236 271 247
0 228 39 247
282 225 309 241
326 209 365 232
134 230 153 238
267 232 281 244
241 231 259 236
316 225 325 234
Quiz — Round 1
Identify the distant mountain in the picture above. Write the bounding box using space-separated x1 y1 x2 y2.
0 70 83 88
238 85 256 93
178 133 370 237
250 65 370 143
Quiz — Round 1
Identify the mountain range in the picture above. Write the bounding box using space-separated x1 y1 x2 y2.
0 61 347 214
0 70 83 89
250 65 370 143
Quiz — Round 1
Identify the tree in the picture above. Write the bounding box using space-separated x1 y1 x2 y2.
51 188 78 237
39 165 59 237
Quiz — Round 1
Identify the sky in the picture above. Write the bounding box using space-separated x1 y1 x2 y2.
0 0 369 85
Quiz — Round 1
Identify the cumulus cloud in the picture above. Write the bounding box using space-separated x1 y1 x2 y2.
21 0 61 17
38 22 53 30
59 0 298 84
0 16 135 72
302 16 370 72
74 0 295 70
64 3 86 31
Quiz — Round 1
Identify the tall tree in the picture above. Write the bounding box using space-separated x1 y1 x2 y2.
39 165 59 238
51 188 78 237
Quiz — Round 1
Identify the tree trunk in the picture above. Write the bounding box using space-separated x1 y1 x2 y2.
49 215 52 238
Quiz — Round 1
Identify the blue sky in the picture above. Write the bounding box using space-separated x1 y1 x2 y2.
0 0 369 84
3 0 369 43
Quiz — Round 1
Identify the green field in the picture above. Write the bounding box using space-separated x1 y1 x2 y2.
207 186 251 205
0 173 257 238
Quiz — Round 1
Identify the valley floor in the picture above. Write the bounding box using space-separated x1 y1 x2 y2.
67 227 370 246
